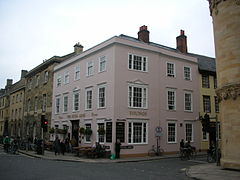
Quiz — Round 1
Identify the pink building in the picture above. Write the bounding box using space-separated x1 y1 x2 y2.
51 26 200 157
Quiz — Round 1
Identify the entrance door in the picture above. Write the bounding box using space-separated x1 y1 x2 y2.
71 120 79 146
116 122 125 143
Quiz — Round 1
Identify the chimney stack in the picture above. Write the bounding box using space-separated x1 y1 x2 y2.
6 79 13 89
21 70 28 79
74 43 84 55
138 25 150 43
176 30 188 53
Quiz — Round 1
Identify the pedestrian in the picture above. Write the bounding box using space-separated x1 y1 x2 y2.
180 139 184 149
115 139 121 159
60 140 66 155
3 136 10 153
53 136 60 155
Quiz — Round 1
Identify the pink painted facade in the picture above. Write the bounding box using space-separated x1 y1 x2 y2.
52 29 200 156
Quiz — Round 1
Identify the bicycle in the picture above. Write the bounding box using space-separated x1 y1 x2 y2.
180 147 196 160
207 148 216 163
148 145 164 156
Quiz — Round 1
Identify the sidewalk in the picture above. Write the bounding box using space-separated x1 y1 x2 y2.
18 149 179 163
186 163 240 180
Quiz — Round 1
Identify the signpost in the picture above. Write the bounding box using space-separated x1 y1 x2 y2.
155 126 162 155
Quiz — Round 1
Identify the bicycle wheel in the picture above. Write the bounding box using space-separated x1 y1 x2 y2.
157 148 164 156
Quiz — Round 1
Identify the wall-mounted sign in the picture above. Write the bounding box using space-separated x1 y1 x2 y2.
129 111 147 116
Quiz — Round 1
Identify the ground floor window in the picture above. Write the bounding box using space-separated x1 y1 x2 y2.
167 122 176 143
185 123 193 142
116 122 125 143
128 120 147 144
97 123 105 143
85 123 91 143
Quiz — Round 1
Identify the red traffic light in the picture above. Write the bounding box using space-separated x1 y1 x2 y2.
44 121 48 125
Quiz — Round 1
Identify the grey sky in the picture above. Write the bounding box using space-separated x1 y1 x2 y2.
0 0 215 88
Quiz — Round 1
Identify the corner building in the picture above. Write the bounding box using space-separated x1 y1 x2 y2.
52 26 200 156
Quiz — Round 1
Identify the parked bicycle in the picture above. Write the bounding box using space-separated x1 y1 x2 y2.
180 147 196 160
148 145 164 156
207 147 220 163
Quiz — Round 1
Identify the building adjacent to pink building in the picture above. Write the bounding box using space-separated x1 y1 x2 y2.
51 26 200 156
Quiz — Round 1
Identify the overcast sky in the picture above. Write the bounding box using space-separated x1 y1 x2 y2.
0 0 215 88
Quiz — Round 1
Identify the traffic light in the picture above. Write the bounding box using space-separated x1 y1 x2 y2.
41 115 48 132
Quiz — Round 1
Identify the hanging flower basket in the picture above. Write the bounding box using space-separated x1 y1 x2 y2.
85 128 92 136
79 127 85 135
97 127 105 135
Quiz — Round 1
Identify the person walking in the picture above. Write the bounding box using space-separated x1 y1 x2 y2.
53 136 60 155
115 139 121 159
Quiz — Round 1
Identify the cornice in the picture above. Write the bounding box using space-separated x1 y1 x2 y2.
208 0 240 16
216 83 240 102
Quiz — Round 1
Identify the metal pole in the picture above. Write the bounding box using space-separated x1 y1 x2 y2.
216 115 220 166
157 136 159 155
41 128 44 155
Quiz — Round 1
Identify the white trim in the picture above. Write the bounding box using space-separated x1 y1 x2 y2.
166 62 176 78
98 56 107 73
74 65 80 81
183 66 192 81
184 91 193 112
62 94 68 113
72 91 80 112
128 83 148 109
97 84 106 109
166 88 176 111
167 121 177 143
185 122 194 142
128 53 148 72
85 87 93 110
127 119 148 145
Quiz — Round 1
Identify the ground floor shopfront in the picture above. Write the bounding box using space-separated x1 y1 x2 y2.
52 110 201 157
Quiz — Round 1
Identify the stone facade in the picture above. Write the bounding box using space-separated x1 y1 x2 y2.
209 0 240 170
9 78 25 138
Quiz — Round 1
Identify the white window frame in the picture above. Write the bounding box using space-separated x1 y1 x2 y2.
167 88 176 110
166 62 175 77
183 66 191 80
167 122 177 143
63 94 68 113
42 94 47 112
97 84 106 109
64 72 70 84
85 122 92 143
185 123 193 142
74 65 80 80
203 95 211 113
55 96 61 114
56 75 61 87
73 91 80 112
184 91 193 112
86 61 94 77
128 53 148 72
128 83 148 109
85 88 93 110
128 120 148 144
97 120 105 144
99 56 106 73
44 71 49 83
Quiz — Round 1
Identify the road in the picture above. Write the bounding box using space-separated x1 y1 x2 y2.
0 146 207 180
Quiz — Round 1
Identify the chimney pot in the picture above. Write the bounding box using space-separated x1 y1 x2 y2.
138 25 150 43
74 42 84 54
21 70 28 79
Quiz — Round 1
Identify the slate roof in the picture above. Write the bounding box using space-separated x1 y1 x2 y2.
119 34 216 73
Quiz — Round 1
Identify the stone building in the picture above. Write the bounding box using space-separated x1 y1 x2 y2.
0 79 13 137
23 44 83 141
8 70 27 138
195 55 219 150
208 0 240 169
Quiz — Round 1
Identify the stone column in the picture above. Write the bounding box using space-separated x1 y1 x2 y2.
208 0 240 170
